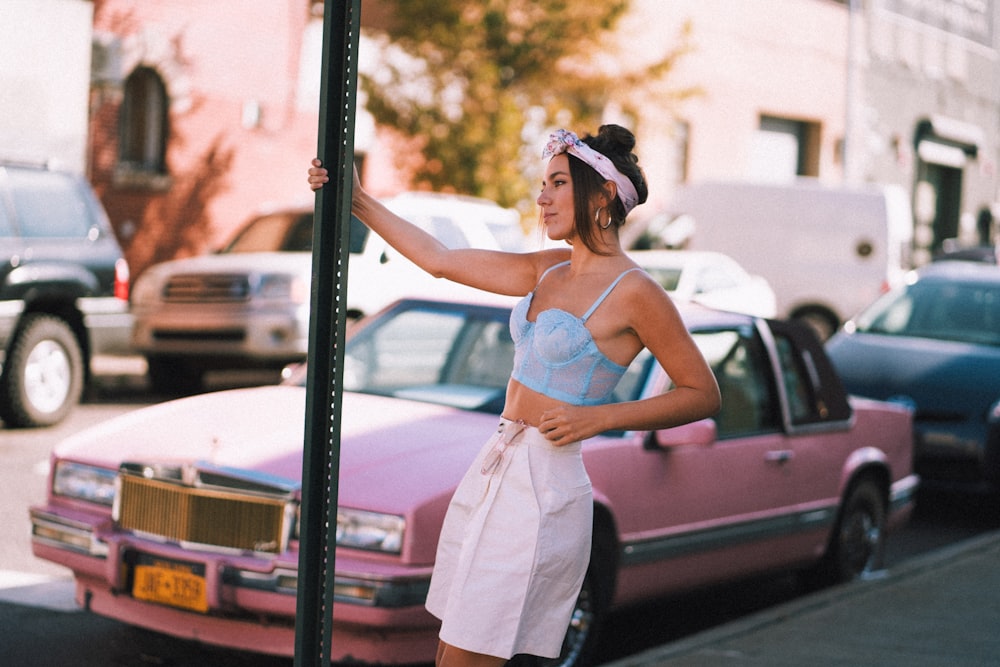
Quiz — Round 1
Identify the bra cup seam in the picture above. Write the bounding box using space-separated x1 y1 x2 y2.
509 264 637 403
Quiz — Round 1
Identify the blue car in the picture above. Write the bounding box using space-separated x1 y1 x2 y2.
827 261 1000 493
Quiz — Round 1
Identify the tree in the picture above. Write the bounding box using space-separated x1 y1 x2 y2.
360 0 693 211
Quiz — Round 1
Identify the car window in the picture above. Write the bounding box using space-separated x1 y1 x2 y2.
336 300 655 413
224 212 369 254
447 319 516 388
858 281 1000 345
0 192 13 235
693 328 780 438
224 212 301 252
341 305 510 411
855 289 913 334
6 169 92 238
774 333 823 425
283 213 315 251
613 349 653 404
644 267 682 291
339 306 795 427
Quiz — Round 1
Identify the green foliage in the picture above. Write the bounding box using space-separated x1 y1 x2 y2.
361 0 692 210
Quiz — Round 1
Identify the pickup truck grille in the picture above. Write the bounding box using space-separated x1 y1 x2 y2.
115 472 292 554
163 274 251 302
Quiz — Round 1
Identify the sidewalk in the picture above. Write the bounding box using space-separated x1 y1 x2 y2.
606 530 1000 667
3 534 998 665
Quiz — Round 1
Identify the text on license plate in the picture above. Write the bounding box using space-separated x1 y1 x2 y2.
132 557 208 613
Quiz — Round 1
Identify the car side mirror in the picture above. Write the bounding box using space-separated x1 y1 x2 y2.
646 418 717 450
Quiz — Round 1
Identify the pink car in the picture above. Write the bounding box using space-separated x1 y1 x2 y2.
30 297 917 667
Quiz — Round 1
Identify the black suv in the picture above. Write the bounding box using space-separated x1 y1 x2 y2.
0 162 131 427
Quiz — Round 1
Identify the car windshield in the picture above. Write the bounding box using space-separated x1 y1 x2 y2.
854 280 1000 346
643 267 683 292
286 301 651 413
222 212 368 254
6 168 93 238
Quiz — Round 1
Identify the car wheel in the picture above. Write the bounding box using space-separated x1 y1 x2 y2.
506 521 614 667
0 314 84 428
145 355 205 395
813 478 887 586
792 307 838 342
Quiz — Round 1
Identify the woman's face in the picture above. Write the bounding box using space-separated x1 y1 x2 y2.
537 154 576 242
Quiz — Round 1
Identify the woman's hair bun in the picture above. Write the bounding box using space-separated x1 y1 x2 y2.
596 124 636 154
581 123 648 211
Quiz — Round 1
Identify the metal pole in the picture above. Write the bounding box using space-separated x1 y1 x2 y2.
844 0 857 185
294 1 361 665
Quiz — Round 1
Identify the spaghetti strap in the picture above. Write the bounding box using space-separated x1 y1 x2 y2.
581 268 642 322
536 260 570 287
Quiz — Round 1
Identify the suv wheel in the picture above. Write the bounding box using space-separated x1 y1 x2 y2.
0 314 84 428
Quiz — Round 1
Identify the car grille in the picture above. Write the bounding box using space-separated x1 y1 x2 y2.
151 328 246 342
115 471 293 554
163 274 251 302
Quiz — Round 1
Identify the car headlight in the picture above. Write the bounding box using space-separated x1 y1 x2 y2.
130 274 162 306
52 462 117 506
336 508 404 554
257 274 308 304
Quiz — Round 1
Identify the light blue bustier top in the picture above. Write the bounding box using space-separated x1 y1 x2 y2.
509 261 641 406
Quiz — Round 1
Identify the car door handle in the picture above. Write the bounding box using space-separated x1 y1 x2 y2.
765 450 794 464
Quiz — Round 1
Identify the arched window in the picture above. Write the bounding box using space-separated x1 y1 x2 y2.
119 67 169 174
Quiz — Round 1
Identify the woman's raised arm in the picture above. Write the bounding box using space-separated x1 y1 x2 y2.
308 159 567 296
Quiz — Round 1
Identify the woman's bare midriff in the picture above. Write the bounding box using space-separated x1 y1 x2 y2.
500 378 568 429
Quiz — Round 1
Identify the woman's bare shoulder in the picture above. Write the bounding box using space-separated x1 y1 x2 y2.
621 268 684 321
530 247 573 274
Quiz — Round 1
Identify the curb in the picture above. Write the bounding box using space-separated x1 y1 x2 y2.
604 529 1000 666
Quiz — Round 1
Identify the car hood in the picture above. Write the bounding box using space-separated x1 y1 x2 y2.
144 251 312 278
827 332 1000 419
54 386 501 514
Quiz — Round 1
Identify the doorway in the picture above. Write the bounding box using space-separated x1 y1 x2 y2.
916 160 963 253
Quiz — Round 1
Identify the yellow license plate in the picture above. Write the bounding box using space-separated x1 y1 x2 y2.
132 558 208 613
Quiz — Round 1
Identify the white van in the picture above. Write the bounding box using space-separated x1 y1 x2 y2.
664 179 913 338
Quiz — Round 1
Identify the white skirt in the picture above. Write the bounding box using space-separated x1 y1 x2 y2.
425 418 593 659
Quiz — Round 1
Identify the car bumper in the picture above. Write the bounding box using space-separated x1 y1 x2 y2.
914 422 1000 490
131 304 309 363
74 576 439 662
79 296 134 356
0 299 24 354
30 507 439 664
889 473 919 527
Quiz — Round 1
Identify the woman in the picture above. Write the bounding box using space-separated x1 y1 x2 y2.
308 125 720 667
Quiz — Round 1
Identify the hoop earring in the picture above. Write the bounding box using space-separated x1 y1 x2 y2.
595 206 613 230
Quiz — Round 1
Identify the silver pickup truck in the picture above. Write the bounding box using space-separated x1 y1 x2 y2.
129 192 524 394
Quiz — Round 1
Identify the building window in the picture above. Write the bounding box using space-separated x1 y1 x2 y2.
119 67 169 177
750 115 820 182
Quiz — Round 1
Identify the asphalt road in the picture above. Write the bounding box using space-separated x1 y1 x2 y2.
2 358 997 666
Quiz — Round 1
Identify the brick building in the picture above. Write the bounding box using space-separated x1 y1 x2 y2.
87 0 332 279
81 0 998 279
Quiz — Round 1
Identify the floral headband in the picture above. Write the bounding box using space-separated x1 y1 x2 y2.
542 129 640 215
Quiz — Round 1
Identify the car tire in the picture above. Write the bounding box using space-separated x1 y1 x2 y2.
145 355 205 395
0 314 84 428
810 478 887 587
505 517 614 667
792 306 839 342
